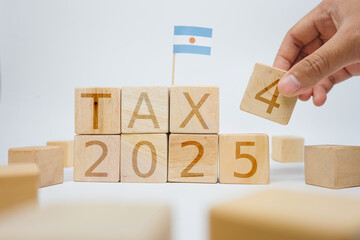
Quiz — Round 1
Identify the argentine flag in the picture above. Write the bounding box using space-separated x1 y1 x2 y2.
173 26 213 55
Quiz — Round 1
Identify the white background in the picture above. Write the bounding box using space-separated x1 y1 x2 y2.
1 1 360 240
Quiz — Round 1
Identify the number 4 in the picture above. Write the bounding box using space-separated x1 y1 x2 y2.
255 79 280 114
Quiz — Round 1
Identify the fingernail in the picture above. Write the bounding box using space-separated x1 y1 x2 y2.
279 74 301 95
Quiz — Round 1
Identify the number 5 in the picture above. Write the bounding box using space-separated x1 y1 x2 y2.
234 142 257 178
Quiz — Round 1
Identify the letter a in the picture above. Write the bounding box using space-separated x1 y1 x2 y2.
128 92 160 128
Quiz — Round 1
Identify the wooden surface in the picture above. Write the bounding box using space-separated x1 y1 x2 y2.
8 146 63 188
0 164 39 213
272 136 304 162
240 63 298 125
210 190 360 240
170 86 219 133
47 141 74 167
219 134 269 184
0 204 171 240
121 134 167 183
305 145 360 189
122 86 169 133
168 134 218 183
74 135 121 182
75 88 121 134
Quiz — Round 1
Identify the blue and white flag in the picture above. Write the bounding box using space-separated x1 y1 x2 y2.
173 26 213 55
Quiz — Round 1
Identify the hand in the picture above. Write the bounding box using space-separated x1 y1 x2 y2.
274 0 360 106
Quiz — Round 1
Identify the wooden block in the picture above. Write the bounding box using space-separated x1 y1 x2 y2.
46 141 74 167
75 88 121 134
210 190 360 240
219 134 269 184
168 134 218 183
240 63 298 125
122 86 169 133
121 134 167 183
8 146 64 188
305 145 360 189
0 204 171 240
0 164 39 213
170 86 219 133
272 136 304 162
74 135 120 182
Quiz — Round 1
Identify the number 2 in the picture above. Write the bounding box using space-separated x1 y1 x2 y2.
255 79 280 114
181 141 204 178
234 142 257 178
85 140 108 177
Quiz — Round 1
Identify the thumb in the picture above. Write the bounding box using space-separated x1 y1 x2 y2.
278 33 354 97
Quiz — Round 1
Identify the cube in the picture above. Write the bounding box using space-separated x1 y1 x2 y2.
8 146 63 188
0 164 39 213
0 204 171 240
272 136 304 162
46 141 74 167
168 134 218 183
74 135 121 182
305 145 360 189
170 86 219 133
210 190 360 240
240 63 298 125
219 134 269 184
122 86 169 133
75 88 121 134
121 134 168 183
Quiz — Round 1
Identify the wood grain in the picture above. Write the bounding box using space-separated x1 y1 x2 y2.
75 88 121 134
74 135 120 182
121 134 167 183
240 63 297 125
168 134 218 183
219 134 269 184
305 145 360 189
8 146 63 188
170 86 219 133
272 136 304 162
122 86 169 133
46 141 74 167
0 164 39 213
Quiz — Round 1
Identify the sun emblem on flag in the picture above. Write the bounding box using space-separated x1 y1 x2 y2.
189 37 196 44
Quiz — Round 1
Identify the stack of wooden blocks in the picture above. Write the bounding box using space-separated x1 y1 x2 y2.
74 85 271 184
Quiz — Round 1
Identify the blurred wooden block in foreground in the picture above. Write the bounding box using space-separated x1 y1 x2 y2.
272 136 304 162
305 145 360 189
0 204 171 240
0 164 39 213
240 63 297 125
8 146 63 188
47 141 74 167
210 190 360 240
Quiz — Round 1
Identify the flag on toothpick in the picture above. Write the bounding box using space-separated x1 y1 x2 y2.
171 26 213 85
173 26 213 55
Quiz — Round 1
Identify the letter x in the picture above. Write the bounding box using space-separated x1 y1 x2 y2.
180 92 210 129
